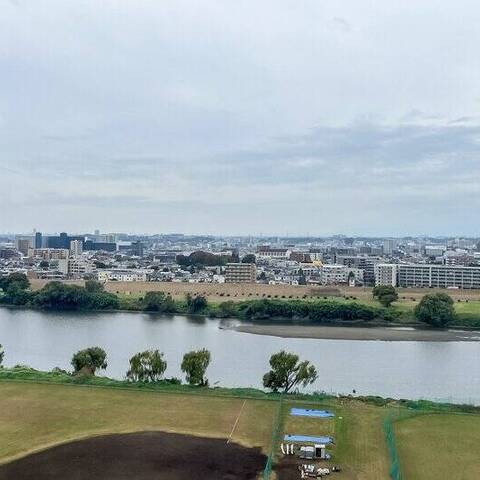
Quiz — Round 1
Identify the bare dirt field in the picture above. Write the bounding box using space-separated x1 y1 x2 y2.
0 431 266 480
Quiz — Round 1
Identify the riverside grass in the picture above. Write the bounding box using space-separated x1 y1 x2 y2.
2 368 480 479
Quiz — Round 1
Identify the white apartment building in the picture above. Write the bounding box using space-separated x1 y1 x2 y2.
256 246 291 259
383 239 397 255
70 240 83 257
68 258 95 277
319 265 364 286
28 248 69 260
374 264 398 287
97 269 148 282
375 263 480 289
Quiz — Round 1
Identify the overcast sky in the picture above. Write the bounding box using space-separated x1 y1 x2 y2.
1 1 480 236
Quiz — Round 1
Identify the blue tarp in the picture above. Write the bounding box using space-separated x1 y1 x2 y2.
290 408 335 418
283 435 333 444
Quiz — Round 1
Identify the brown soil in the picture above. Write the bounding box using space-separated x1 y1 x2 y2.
0 431 267 480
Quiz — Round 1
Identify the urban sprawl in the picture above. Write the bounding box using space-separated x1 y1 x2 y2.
2 231 480 289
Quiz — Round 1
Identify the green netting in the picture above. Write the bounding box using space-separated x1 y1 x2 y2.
383 412 403 480
263 396 284 479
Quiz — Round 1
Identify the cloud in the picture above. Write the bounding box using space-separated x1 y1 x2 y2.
332 17 352 32
1 1 480 235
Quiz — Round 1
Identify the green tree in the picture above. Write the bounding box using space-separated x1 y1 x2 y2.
85 280 104 293
414 293 455 327
143 291 176 313
0 272 30 292
39 260 49 269
185 293 208 313
71 347 107 375
372 285 399 307
181 349 211 386
216 301 237 318
263 350 317 393
0 344 4 367
126 349 167 382
241 254 256 264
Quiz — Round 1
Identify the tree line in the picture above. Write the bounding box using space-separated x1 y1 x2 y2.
0 273 459 326
0 343 317 394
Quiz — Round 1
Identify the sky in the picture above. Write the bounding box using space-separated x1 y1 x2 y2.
1 0 480 236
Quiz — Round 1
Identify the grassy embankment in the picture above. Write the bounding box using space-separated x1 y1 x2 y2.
1 368 480 479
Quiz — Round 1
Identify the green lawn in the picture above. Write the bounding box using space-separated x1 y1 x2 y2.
395 413 480 480
279 400 391 480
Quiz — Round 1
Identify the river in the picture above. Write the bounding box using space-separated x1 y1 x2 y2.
1 307 479 405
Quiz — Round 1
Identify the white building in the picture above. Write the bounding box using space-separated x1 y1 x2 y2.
374 264 398 287
383 239 397 256
70 240 83 257
68 258 95 277
97 269 148 282
319 265 364 286
375 263 480 289
256 246 291 259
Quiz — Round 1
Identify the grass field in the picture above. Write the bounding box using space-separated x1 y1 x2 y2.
0 381 392 479
0 382 277 464
395 413 480 480
280 401 391 479
1 380 480 479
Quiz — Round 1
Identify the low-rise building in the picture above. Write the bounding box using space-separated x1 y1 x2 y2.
97 269 148 282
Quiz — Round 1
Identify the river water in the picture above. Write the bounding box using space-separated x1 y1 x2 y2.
1 307 479 404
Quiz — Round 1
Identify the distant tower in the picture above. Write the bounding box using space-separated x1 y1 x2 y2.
94 229 100 237
35 232 43 249
70 240 83 257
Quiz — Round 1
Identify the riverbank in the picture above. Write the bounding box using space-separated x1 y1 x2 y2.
234 324 480 342
1 370 480 480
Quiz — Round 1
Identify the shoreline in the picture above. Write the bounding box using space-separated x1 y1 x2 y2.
234 324 480 342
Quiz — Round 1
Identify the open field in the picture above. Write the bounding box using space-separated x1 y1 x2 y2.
29 278 480 302
395 413 480 480
0 382 276 464
0 380 392 480
2 378 480 479
276 401 390 480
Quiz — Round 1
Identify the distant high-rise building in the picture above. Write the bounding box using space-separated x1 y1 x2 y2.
35 232 43 249
383 239 397 256
70 240 83 257
15 237 32 256
94 229 100 236
47 233 84 250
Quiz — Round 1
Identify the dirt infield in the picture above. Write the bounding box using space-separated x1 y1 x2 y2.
0 431 267 480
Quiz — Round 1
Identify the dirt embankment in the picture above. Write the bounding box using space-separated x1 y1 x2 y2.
0 431 267 480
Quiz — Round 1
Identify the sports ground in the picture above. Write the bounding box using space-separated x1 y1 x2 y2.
1 380 479 479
